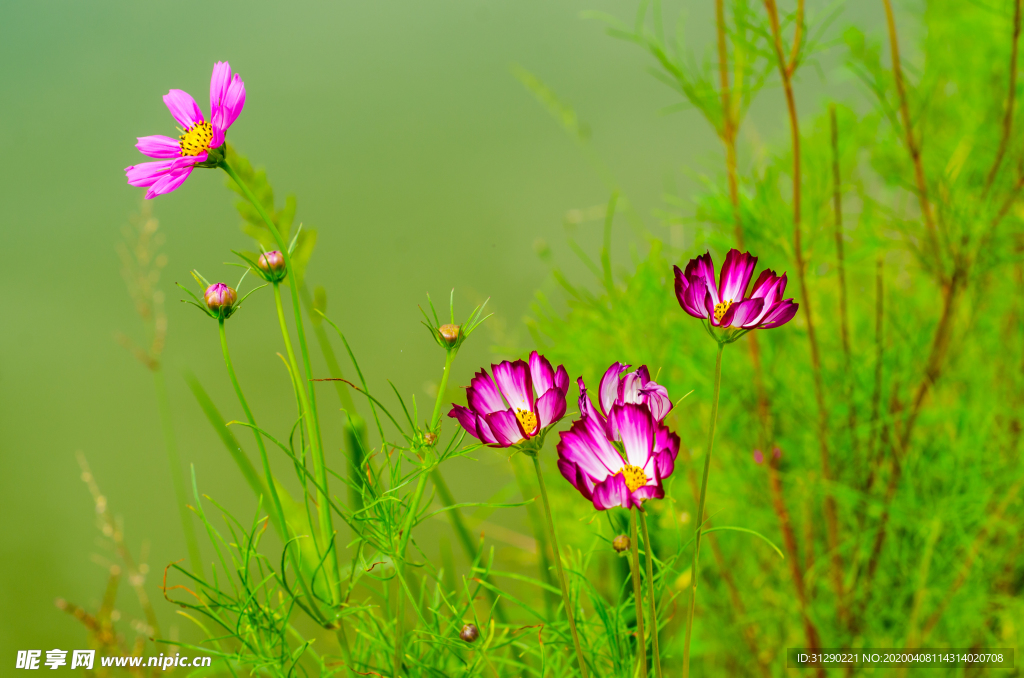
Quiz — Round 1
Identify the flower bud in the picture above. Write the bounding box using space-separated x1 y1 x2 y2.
423 432 438 446
612 534 630 553
204 283 237 314
753 449 764 465
439 324 460 347
258 250 286 275
459 623 479 643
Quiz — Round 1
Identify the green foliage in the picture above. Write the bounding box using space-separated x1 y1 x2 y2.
528 0 1024 674
224 145 317 286
79 2 1024 676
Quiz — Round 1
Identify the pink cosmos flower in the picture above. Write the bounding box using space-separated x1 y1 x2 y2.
448 351 569 447
674 249 798 330
557 374 679 511
584 363 672 440
125 62 246 199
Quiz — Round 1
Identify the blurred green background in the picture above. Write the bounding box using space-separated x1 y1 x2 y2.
0 0 896 662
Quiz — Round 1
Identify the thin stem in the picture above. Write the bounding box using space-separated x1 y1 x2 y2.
221 159 339 600
765 0 845 620
765 460 825 671
531 453 589 678
715 0 773 448
687 470 771 678
682 341 724 678
431 351 456 429
430 467 508 621
272 281 339 601
217 320 289 546
983 0 1021 192
393 471 430 678
881 0 942 276
831 105 856 450
631 509 648 678
152 367 203 577
639 509 661 678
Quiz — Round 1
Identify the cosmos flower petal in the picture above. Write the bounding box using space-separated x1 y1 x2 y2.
474 412 499 445
678 272 710 319
467 370 506 414
731 297 765 328
492 359 533 412
611 403 656 469
719 249 758 302
535 388 567 429
631 483 663 506
640 383 672 421
749 268 779 297
449 404 482 441
557 459 596 501
757 299 799 329
556 417 624 479
618 371 644 405
528 350 556 394
126 159 178 187
591 472 630 511
694 251 720 305
674 266 707 319
704 287 720 326
655 425 680 460
209 61 233 116
651 448 676 484
135 135 181 159
484 410 523 447
599 362 630 418
163 89 205 128
553 365 570 395
144 164 195 199
210 67 245 148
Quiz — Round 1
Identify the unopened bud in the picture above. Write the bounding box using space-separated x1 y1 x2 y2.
459 623 480 643
612 534 630 553
439 324 460 347
753 449 764 465
258 250 286 275
204 283 237 314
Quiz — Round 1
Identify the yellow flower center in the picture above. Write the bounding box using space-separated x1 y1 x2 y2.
620 464 648 493
714 299 733 323
515 408 538 436
179 121 214 157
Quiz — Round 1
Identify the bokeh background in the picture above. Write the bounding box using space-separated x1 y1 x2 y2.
0 0 897 661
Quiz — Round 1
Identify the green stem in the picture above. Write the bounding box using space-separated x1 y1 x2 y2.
531 452 589 678
218 320 289 541
682 341 725 678
631 508 648 678
221 159 339 601
273 281 338 596
217 324 329 632
393 348 455 676
430 351 456 429
639 509 661 678
152 367 203 577
393 471 430 678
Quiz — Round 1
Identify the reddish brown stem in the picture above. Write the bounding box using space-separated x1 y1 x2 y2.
831 104 858 461
984 0 1022 192
716 0 773 445
882 0 943 277
766 459 825 678
764 0 845 624
688 470 771 678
